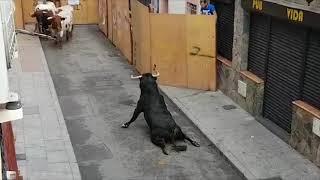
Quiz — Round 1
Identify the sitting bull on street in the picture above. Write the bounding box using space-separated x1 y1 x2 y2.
121 72 200 155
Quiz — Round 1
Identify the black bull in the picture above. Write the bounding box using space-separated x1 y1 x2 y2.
121 73 200 155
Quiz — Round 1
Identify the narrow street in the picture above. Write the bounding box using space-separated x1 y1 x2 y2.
40 25 243 180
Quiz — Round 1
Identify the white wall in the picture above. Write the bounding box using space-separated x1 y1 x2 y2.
0 0 15 103
168 0 186 14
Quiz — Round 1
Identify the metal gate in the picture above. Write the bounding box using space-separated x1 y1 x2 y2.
215 1 234 60
247 13 269 80
301 30 320 110
0 0 17 69
263 19 306 132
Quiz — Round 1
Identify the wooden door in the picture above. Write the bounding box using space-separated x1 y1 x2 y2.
87 0 99 23
70 0 98 24
73 0 88 24
186 15 217 90
112 0 118 46
150 14 187 87
131 0 151 73
113 1 132 62
107 0 113 40
14 0 24 29
98 0 107 35
22 0 37 23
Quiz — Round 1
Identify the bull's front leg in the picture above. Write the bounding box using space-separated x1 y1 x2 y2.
34 23 39 33
121 102 142 128
184 134 200 147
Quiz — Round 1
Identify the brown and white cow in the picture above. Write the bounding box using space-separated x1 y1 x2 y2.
47 5 74 47
30 1 58 34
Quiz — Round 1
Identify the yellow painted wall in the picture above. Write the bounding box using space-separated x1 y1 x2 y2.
14 0 24 29
131 0 217 90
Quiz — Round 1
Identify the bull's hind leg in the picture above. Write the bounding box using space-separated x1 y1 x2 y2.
151 136 168 155
171 127 187 152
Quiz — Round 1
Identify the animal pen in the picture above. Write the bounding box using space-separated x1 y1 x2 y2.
99 0 217 91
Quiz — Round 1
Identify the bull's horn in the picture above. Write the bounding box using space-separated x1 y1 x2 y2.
47 17 53 20
152 71 160 77
131 75 142 79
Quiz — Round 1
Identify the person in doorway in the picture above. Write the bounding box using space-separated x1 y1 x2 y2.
200 0 216 15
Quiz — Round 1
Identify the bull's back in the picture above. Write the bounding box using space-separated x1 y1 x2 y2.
142 97 177 129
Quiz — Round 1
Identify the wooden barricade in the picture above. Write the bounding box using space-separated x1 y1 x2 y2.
131 0 217 91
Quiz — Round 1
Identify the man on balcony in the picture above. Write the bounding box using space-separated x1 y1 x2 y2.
200 0 216 15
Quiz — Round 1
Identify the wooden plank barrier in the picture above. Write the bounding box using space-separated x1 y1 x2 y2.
100 0 217 91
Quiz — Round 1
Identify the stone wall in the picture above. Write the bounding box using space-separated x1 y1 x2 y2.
217 0 264 117
290 101 320 167
217 0 320 168
218 62 264 116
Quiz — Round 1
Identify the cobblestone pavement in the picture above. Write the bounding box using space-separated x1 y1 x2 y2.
40 25 243 180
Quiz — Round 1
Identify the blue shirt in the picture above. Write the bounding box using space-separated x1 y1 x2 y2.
201 4 216 15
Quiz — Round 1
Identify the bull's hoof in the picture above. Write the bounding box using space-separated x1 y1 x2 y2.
191 141 200 147
162 149 169 155
121 123 129 128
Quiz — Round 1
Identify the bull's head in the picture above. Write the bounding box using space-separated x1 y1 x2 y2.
130 71 159 80
47 15 66 32
131 64 159 80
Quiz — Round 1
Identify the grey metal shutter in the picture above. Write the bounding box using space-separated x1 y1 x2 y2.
215 2 234 60
247 13 270 80
263 19 306 132
302 30 320 109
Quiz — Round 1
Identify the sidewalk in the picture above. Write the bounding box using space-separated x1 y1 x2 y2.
160 86 320 180
9 34 81 180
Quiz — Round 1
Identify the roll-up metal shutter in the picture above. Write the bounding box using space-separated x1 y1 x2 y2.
302 30 320 109
263 19 306 132
247 13 270 80
215 1 234 60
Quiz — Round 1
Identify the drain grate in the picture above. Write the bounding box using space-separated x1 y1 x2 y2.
222 105 237 110
16 153 26 161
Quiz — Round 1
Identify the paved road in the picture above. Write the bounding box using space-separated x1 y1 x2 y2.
41 25 243 180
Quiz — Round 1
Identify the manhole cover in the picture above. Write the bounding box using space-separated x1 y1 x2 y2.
16 154 26 161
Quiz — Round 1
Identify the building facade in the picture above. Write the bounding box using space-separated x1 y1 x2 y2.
215 0 320 167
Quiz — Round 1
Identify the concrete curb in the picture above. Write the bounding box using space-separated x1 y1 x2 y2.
159 87 284 180
36 37 82 179
159 88 251 180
